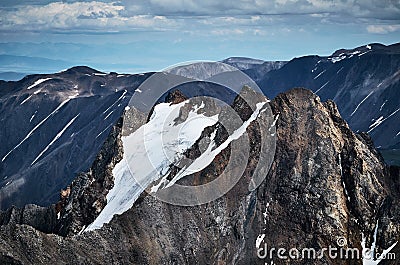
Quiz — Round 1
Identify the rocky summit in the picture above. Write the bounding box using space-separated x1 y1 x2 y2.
0 88 398 265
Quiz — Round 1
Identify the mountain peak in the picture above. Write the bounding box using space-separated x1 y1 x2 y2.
61 66 100 75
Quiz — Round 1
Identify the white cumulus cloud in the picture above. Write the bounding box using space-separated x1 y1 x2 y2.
0 1 177 32
367 24 400 34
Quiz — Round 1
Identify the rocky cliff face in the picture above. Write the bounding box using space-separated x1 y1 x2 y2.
0 88 398 265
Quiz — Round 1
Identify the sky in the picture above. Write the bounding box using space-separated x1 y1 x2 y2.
0 0 399 74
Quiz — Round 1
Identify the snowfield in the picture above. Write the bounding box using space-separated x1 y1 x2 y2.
86 99 219 231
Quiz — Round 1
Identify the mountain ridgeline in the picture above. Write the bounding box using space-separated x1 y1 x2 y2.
245 43 400 150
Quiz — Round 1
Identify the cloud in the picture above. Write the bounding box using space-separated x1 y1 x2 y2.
211 28 245 36
120 0 400 19
367 24 400 34
0 0 399 35
0 1 177 32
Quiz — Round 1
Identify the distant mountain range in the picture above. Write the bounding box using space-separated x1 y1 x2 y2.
0 54 74 76
224 43 400 150
0 72 28 81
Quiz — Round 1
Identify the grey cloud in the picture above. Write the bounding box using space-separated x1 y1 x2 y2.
120 0 400 20
0 0 398 34
2 0 399 20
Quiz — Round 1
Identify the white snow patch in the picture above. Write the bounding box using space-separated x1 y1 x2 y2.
366 45 372 50
29 110 38 122
379 100 387 111
20 94 33 105
26 78 52 90
102 90 127 115
86 100 219 231
93 72 107 76
124 106 131 111
269 114 279 131
256 234 266 248
2 99 71 162
33 89 42 95
369 116 384 129
104 110 114 120
95 123 114 139
342 180 350 202
68 90 80 99
78 226 86 235
361 221 397 265
350 50 361 56
57 212 60 219
157 101 269 191
337 67 344 74
314 70 326 79
368 108 400 133
315 81 329 94
358 50 371 57
350 91 374 116
330 55 347 63
263 202 270 224
31 114 79 165
117 74 125 77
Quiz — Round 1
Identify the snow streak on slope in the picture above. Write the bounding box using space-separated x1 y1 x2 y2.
361 222 398 265
26 78 52 90
102 90 127 115
20 95 33 105
29 111 37 123
31 114 80 165
1 99 71 162
86 100 219 231
314 70 326 79
367 108 400 133
315 81 329 94
350 91 374 116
